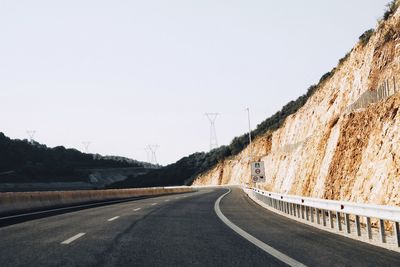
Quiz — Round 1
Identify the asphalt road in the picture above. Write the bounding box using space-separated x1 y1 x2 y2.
0 187 399 267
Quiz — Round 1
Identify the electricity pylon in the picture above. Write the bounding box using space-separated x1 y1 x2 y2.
205 113 219 150
26 130 36 143
82 141 91 153
147 145 159 166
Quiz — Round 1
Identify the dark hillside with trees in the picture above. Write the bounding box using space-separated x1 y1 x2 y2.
0 132 147 183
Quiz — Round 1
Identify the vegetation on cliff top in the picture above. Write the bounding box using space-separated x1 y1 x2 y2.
383 0 400 21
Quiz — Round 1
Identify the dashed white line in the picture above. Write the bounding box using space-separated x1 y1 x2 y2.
214 189 307 267
164 199 170 202
133 208 141 211
175 197 180 199
151 203 157 206
108 216 120 222
61 233 86 245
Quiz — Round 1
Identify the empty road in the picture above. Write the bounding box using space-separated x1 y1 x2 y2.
0 187 399 266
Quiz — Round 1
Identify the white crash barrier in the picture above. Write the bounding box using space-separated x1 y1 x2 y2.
247 187 400 250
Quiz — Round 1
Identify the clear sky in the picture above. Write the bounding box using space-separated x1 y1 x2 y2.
0 0 389 165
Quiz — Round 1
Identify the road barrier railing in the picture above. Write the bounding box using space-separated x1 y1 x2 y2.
0 186 194 217
247 187 400 251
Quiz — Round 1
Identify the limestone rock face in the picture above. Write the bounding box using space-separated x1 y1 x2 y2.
193 9 400 207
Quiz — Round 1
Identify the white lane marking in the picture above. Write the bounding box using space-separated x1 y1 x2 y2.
61 233 86 245
108 216 120 222
151 203 157 206
133 208 141 211
164 199 170 202
0 198 137 221
175 197 180 199
214 189 307 267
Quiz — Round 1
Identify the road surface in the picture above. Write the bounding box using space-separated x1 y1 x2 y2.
0 187 399 266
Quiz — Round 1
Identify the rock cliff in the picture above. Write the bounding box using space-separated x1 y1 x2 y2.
193 5 400 207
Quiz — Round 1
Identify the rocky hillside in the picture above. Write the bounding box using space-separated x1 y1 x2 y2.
194 2 400 207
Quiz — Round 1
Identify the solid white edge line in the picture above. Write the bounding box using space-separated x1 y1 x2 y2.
108 216 120 222
214 189 307 267
61 233 86 245
133 208 141 211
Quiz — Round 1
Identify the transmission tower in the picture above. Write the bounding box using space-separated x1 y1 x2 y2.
147 145 159 166
205 113 219 150
26 130 36 143
82 141 91 153
144 147 151 162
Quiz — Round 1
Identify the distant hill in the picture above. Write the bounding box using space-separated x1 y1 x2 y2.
0 132 151 183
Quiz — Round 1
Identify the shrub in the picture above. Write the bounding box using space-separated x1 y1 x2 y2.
338 51 351 65
383 0 399 21
359 29 374 46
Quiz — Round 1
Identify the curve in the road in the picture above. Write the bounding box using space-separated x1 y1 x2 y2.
215 188 307 267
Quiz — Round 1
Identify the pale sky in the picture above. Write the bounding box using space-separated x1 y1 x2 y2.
0 0 389 165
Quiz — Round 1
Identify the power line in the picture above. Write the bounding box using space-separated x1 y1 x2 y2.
205 113 219 150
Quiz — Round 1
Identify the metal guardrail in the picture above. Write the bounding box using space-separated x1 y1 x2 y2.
250 188 400 248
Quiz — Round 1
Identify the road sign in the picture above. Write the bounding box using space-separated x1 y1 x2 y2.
251 161 266 183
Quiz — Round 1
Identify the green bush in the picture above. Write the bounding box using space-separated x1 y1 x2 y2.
383 0 399 20
359 29 374 46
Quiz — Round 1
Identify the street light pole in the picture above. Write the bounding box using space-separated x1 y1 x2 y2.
246 107 253 161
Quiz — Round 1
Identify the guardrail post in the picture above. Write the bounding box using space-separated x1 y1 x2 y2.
355 215 361 236
379 219 386 243
301 205 305 219
366 217 372 239
316 209 321 225
322 210 327 226
310 207 314 223
336 212 342 231
305 206 309 221
293 203 296 217
329 211 334 228
395 222 400 247
345 214 351 234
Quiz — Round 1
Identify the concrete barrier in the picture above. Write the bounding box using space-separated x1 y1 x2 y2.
0 186 193 216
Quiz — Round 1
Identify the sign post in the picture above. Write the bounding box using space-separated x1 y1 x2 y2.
251 161 266 183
